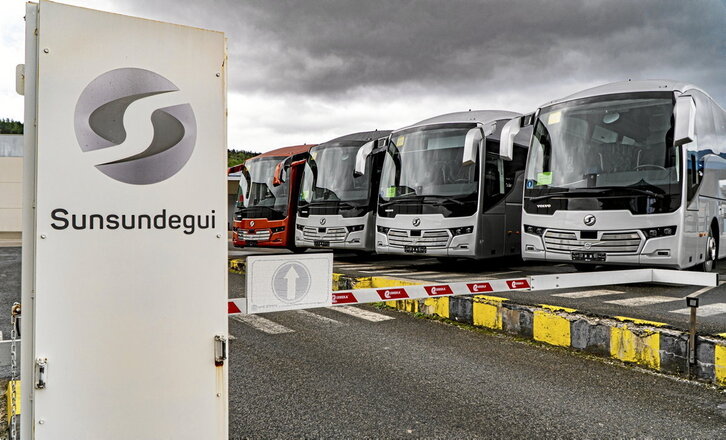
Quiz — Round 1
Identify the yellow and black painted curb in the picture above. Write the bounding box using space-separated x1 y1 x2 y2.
229 259 726 386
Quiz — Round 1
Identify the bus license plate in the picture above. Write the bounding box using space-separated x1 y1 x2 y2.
404 245 427 254
572 251 606 262
245 240 258 247
314 240 330 247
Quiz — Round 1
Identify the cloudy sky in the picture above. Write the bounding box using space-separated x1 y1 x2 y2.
1 0 725 153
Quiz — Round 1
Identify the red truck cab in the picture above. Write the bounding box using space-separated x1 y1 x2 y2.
232 144 313 249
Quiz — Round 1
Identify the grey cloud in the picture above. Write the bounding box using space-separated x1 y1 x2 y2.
122 0 726 106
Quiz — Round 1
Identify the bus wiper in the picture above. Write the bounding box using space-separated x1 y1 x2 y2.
531 187 664 202
424 196 465 206
379 193 421 207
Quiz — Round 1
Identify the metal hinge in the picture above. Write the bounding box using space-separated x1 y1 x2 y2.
35 358 48 389
214 335 227 367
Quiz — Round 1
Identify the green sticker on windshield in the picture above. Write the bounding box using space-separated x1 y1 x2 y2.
301 190 310 201
385 187 396 198
536 172 552 185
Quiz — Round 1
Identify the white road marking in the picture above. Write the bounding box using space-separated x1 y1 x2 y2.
552 289 624 299
330 306 395 322
605 296 682 307
231 314 294 334
686 283 723 298
670 303 726 316
295 309 341 324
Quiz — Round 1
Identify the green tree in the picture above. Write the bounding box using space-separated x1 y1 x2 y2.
0 119 23 134
228 149 258 167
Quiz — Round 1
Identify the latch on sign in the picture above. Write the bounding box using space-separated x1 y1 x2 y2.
35 358 48 389
214 335 227 366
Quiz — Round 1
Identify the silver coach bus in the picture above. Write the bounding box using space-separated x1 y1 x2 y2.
375 110 531 259
500 80 726 271
295 130 391 252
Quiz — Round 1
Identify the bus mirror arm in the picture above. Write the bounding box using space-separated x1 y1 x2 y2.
272 160 285 187
674 95 696 146
354 140 375 177
463 128 482 166
500 116 525 161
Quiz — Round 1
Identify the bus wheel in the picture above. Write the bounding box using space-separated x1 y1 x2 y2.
572 263 596 272
699 230 717 272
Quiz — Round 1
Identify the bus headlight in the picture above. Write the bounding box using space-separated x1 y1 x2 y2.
296 224 304 231
450 226 474 236
346 225 365 232
524 225 545 236
641 226 677 239
271 226 285 233
377 226 390 234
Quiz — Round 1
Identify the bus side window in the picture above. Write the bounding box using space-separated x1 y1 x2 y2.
504 145 527 192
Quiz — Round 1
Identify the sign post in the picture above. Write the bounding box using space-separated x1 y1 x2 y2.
21 2 227 438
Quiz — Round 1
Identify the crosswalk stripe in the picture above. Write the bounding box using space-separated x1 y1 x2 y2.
231 314 294 334
553 289 624 299
330 306 395 322
295 309 341 324
670 303 726 317
605 296 682 307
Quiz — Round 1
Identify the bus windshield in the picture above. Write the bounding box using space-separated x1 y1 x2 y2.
525 92 680 196
379 123 479 202
237 156 288 218
300 143 370 206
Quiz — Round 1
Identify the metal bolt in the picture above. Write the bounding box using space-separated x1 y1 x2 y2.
43 48 49 53
217 393 221 397
38 419 45 424
217 233 222 238
40 234 46 239
216 72 220 77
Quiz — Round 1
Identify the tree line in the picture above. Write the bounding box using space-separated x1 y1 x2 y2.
0 119 23 134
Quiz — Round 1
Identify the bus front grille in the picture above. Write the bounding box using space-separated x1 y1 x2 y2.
387 229 450 248
543 230 642 253
302 226 346 243
241 230 271 241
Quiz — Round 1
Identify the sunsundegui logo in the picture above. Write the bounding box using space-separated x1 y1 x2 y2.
506 279 530 289
332 292 358 304
466 282 493 293
376 288 408 300
424 285 453 296
74 68 196 185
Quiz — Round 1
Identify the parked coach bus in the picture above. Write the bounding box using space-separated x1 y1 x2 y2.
375 110 532 259
233 144 313 249
295 130 392 252
500 79 726 271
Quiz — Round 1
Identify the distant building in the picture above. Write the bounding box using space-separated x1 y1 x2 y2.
0 134 22 241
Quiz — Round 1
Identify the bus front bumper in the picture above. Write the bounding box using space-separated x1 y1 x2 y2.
522 231 685 269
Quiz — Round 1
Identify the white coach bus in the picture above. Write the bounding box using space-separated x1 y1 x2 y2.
375 110 532 259
500 80 726 271
295 130 392 252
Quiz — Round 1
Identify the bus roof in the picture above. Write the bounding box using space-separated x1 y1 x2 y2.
400 110 522 131
246 144 314 163
542 79 703 108
315 130 393 149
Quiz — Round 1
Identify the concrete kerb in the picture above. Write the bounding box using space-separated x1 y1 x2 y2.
228 259 726 387
330 272 726 387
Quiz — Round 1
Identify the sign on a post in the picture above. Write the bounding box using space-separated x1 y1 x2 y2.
246 254 333 313
21 2 227 439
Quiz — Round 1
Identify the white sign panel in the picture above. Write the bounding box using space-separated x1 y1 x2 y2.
22 2 227 439
247 254 333 313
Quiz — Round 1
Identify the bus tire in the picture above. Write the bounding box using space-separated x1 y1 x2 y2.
699 228 717 272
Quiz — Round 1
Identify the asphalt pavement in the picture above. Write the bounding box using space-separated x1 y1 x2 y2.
227 297 726 439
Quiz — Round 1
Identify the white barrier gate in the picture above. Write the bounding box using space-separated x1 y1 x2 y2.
21 2 227 439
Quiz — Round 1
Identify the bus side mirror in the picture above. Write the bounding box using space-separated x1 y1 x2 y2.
354 140 375 177
500 116 524 161
272 161 285 187
674 95 696 146
463 128 482 165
